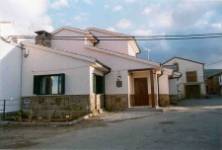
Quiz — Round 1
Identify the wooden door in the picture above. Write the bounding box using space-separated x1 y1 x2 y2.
134 78 149 106
185 85 201 98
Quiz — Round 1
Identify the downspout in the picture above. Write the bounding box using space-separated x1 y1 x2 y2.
157 64 164 108
19 44 25 112
103 69 111 110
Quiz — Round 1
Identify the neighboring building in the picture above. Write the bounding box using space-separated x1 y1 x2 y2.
163 57 206 100
19 27 173 120
0 38 21 113
205 69 222 96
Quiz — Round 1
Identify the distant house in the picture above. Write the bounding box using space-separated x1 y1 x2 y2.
205 69 222 96
163 57 206 100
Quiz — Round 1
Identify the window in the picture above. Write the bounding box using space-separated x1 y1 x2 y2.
219 75 222 86
93 74 105 94
33 74 65 95
186 71 197 82
173 63 179 72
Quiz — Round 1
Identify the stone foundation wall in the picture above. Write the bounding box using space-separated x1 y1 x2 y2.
159 94 170 107
169 95 179 104
22 95 90 121
105 94 128 111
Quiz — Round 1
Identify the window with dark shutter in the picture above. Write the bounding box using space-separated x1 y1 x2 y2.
186 71 197 82
33 74 65 95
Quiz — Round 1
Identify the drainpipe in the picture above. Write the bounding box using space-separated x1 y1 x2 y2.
20 44 24 111
103 69 111 110
157 64 164 108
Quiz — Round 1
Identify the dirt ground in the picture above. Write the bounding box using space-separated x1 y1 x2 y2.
0 119 106 149
0 98 221 150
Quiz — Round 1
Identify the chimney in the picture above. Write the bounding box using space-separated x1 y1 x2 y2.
35 30 52 47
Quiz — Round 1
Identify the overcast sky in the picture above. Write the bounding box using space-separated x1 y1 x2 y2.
1 0 222 68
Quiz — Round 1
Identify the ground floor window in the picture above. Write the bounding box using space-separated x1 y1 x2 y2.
93 74 105 94
33 74 65 95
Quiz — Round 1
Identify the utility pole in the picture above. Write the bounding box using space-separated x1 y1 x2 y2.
145 48 151 61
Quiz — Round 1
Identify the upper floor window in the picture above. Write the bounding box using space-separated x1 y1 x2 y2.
186 71 197 82
33 74 65 95
173 63 179 72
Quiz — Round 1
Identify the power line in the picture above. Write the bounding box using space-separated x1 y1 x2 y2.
12 32 222 41
206 59 222 66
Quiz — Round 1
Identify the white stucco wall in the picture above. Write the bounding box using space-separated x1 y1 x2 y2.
0 39 21 112
49 30 160 94
51 29 137 57
22 45 92 96
164 58 206 97
50 29 157 95
169 79 178 95
51 30 85 53
159 73 170 95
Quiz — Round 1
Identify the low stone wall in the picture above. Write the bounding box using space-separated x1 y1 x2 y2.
169 95 179 104
159 94 170 107
22 95 90 121
105 94 128 111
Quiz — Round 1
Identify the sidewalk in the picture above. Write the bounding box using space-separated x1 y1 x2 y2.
99 107 162 122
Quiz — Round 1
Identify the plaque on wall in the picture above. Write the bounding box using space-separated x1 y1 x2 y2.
116 80 122 88
23 98 31 110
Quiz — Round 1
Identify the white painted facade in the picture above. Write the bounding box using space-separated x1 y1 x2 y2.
164 57 206 98
22 45 91 96
0 26 173 113
50 27 161 97
0 38 21 112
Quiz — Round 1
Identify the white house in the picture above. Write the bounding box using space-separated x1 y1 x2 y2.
18 27 173 120
163 57 206 100
0 26 174 121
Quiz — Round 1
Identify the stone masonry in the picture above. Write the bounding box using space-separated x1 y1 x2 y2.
22 95 90 121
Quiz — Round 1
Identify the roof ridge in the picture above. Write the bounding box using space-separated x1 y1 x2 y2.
86 27 132 37
52 26 87 35
163 56 204 65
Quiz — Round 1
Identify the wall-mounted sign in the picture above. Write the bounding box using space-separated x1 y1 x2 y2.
116 80 122 87
116 74 122 88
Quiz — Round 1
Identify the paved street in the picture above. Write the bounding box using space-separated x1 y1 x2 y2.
1 98 222 150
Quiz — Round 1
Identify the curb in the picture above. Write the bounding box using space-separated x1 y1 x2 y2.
0 113 93 126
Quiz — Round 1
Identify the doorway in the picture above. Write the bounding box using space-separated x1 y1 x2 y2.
185 84 201 98
134 78 149 106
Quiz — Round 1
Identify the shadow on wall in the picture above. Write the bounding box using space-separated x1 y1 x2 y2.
0 40 21 113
